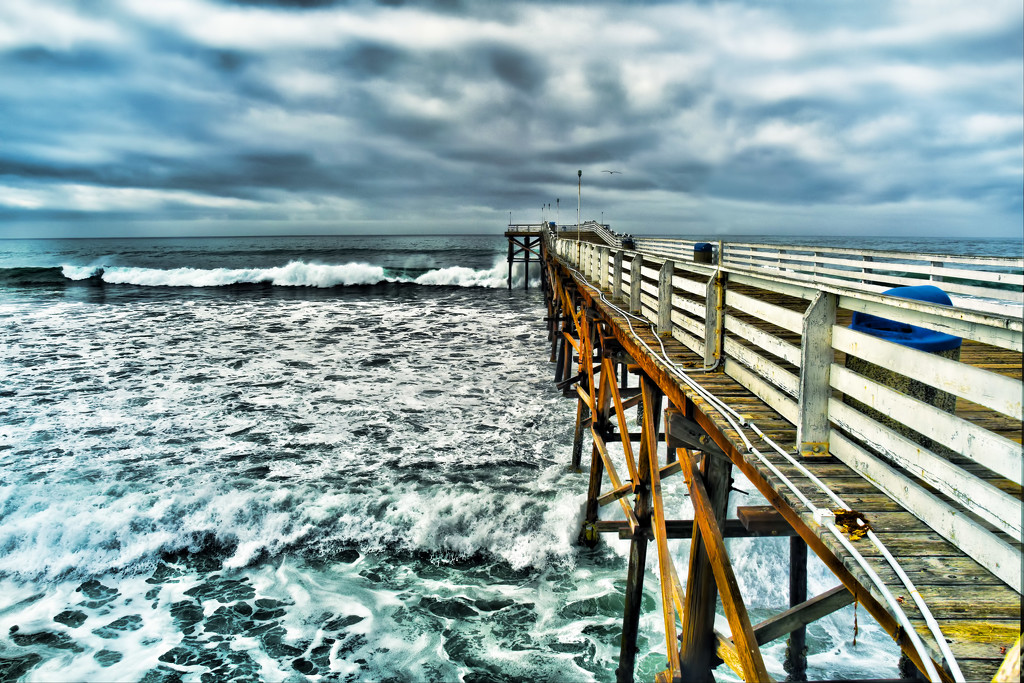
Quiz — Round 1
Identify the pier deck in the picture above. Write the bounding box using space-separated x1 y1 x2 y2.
518 224 1022 682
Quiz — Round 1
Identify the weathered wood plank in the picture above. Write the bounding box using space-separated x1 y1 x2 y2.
726 289 804 334
829 399 1022 538
831 431 1022 592
833 326 1023 419
831 364 1023 484
752 584 854 645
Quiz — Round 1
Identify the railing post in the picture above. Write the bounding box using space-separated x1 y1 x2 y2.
658 260 674 335
599 247 609 291
860 254 874 285
797 291 837 456
703 270 726 369
630 255 643 314
613 250 623 300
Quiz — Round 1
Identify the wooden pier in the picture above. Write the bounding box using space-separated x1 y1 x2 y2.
506 223 1022 682
506 223 543 290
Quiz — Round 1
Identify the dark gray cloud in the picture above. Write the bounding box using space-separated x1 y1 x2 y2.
0 0 1019 237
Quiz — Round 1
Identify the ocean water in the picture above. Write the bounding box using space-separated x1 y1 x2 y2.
0 233 1014 682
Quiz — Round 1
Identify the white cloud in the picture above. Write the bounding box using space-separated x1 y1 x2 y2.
961 114 1023 142
266 69 341 100
0 184 262 212
0 1 125 50
117 0 513 51
739 120 838 163
846 115 917 146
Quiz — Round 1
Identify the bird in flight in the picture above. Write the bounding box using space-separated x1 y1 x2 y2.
602 170 622 174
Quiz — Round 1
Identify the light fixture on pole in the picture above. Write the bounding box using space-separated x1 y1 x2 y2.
577 170 582 263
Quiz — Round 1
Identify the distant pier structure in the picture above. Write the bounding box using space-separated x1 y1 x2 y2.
504 223 546 290
512 222 1023 683
505 221 617 289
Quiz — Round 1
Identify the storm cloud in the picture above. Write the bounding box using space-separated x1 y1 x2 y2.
0 0 1020 237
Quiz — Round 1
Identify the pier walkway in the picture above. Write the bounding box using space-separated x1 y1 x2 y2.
506 223 1022 682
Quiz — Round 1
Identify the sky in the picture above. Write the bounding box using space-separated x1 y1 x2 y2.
0 0 1021 239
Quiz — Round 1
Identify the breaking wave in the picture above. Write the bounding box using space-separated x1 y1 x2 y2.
56 259 520 289
0 261 536 290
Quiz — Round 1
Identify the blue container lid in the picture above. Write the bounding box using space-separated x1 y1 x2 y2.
849 285 961 352
694 242 713 252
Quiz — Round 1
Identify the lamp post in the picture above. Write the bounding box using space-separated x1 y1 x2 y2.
577 170 582 263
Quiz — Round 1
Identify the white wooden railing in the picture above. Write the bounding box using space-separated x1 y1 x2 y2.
552 235 1024 593
635 239 1023 317
545 220 623 247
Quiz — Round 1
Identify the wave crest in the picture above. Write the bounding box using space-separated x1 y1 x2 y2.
56 260 523 289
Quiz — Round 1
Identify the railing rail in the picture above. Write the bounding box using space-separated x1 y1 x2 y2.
546 220 622 247
635 238 1023 316
506 223 547 232
550 234 1023 593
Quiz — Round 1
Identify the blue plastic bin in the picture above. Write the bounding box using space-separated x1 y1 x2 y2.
848 285 961 352
693 242 713 264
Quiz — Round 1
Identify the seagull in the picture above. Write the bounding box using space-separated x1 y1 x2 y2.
601 170 622 174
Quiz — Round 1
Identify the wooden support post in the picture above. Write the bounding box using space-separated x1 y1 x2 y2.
613 250 623 301
599 247 610 291
540 239 550 295
664 406 681 464
617 375 663 683
681 450 769 682
658 260 674 335
785 536 808 681
524 237 531 290
572 387 589 470
797 291 836 457
630 255 642 313
549 312 558 358
507 239 514 290
679 439 734 681
554 332 566 383
703 271 725 369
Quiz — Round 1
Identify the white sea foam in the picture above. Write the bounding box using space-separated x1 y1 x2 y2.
0 291 580 581
61 265 102 280
57 258 539 289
